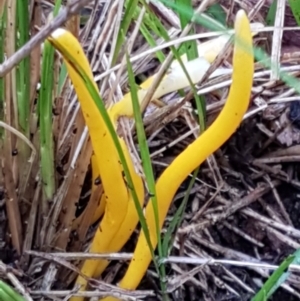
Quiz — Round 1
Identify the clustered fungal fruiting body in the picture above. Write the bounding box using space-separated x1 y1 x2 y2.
48 9 254 301
48 29 145 301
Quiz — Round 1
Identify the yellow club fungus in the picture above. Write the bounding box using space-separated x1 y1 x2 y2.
74 20 261 229
91 19 262 280
89 20 262 226
47 29 144 301
49 8 255 301
101 9 254 301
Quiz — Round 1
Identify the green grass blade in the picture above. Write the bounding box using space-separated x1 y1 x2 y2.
39 0 62 202
194 94 206 128
266 0 277 25
0 289 14 301
112 0 139 65
206 3 227 26
117 1 167 64
136 1 164 37
54 0 67 96
268 248 300 298
0 7 6 138
39 41 56 201
126 52 165 283
251 251 297 301
175 0 198 60
141 0 206 130
0 281 26 301
16 0 30 136
53 0 62 16
160 0 226 32
15 0 32 194
288 0 300 25
139 22 165 63
57 62 68 95
133 2 168 63
174 0 208 131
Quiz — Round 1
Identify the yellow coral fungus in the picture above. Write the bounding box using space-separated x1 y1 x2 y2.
47 29 144 301
101 9 254 301
75 21 261 230
71 20 262 234
92 20 262 280
49 9 255 300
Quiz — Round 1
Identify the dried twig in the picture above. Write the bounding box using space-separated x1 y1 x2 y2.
0 0 91 77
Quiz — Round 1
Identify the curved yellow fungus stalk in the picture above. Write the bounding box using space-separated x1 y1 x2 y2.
91 58 226 279
92 14 261 281
91 154 106 221
74 23 261 232
47 29 144 301
90 20 262 227
91 36 229 280
101 9 254 300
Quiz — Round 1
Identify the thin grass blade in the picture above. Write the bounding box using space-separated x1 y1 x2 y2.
206 3 227 26
112 0 139 65
126 52 161 277
0 7 5 138
266 0 278 25
38 0 62 206
251 251 298 301
288 0 300 25
0 281 26 301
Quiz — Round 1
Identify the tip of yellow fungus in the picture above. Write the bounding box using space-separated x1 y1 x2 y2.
236 9 246 19
50 28 67 39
